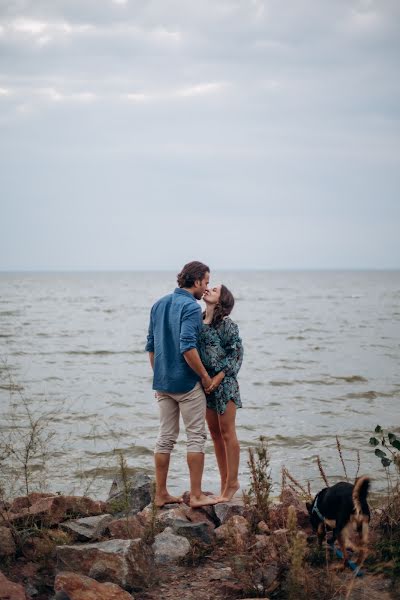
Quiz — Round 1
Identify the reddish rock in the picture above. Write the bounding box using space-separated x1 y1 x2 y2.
56 538 153 590
107 515 145 540
55 571 133 599
215 515 249 548
6 495 106 527
280 488 310 528
0 572 27 600
0 525 16 556
9 492 55 513
187 507 216 531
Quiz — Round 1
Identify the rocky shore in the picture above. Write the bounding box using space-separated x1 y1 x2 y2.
0 472 398 600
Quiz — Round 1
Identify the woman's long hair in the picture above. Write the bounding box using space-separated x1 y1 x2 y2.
203 284 235 328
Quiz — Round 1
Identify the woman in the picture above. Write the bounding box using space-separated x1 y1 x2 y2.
198 284 244 501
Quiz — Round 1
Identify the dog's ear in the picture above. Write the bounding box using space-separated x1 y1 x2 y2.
306 501 312 514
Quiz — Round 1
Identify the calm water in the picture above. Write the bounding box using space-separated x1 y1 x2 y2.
0 270 399 499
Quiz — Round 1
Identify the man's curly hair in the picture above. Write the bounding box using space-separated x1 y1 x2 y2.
177 261 210 288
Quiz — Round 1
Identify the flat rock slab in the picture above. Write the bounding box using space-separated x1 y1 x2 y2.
0 572 27 600
56 538 153 590
60 514 113 542
55 571 133 600
213 498 245 525
153 527 191 564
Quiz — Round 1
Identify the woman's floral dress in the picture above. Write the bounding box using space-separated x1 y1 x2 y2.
198 316 243 414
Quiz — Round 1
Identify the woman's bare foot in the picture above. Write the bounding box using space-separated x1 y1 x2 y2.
189 493 219 508
155 493 183 508
219 482 240 502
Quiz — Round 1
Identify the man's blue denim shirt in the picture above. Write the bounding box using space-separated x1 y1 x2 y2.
145 288 202 393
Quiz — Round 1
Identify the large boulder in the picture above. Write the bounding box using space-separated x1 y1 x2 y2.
54 571 133 600
5 495 106 527
152 527 191 564
106 472 152 515
213 498 246 525
0 572 27 600
56 538 153 590
60 514 113 542
0 525 16 557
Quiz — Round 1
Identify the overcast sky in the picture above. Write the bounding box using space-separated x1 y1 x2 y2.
0 0 399 270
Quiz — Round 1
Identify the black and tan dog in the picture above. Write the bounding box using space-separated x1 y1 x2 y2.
306 476 370 566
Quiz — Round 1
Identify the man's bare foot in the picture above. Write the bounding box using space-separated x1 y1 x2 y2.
155 493 183 508
218 482 240 502
189 493 219 508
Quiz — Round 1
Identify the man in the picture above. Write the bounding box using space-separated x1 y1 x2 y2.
145 261 217 508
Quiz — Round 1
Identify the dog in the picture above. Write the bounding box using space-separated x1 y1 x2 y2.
306 476 370 567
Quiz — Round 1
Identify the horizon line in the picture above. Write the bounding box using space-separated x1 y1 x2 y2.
1 267 399 274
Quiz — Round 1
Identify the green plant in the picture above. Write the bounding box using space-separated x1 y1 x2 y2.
286 506 307 600
244 436 272 525
0 361 58 501
369 425 400 471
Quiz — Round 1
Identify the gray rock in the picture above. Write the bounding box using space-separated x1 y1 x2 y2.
56 538 154 590
156 504 191 526
152 527 191 564
60 514 112 542
171 519 213 544
107 472 152 515
213 497 245 525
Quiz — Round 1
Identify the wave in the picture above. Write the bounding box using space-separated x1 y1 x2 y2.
332 375 368 383
345 389 400 400
0 383 24 391
269 374 368 386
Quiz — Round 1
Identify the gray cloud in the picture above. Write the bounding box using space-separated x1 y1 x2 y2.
0 0 399 269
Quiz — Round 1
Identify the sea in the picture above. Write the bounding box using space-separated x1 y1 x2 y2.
0 270 399 500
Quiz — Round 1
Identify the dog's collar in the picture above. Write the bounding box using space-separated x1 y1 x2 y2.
312 495 325 522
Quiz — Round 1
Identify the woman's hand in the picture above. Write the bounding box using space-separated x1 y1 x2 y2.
205 371 225 394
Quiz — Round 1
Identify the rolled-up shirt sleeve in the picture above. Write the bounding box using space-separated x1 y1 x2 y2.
180 303 201 354
145 307 155 352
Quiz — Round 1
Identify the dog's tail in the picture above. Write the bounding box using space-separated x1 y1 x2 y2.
352 476 370 515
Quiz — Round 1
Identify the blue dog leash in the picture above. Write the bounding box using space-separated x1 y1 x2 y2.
313 497 364 577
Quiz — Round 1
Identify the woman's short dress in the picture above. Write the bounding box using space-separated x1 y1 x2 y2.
198 316 243 415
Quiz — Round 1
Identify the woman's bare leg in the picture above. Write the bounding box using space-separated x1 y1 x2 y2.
219 401 240 501
206 407 227 495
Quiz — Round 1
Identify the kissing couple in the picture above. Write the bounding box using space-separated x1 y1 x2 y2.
145 261 244 508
